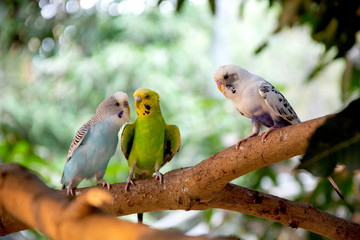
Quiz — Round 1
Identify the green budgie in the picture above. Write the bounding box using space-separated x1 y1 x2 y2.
121 88 181 189
121 88 181 222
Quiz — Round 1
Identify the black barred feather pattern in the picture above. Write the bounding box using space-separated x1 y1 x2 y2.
65 95 118 162
66 123 90 162
62 114 104 184
61 91 130 195
258 81 301 124
214 64 301 148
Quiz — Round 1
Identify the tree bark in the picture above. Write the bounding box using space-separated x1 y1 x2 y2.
0 164 237 240
1 115 359 239
97 116 327 215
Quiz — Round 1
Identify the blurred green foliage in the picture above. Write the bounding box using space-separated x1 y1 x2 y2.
0 1 359 240
299 98 360 177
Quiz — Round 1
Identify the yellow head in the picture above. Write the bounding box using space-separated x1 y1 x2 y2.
133 88 161 118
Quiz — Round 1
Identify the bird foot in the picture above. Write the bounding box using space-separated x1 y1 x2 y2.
66 186 76 196
97 179 111 190
235 133 259 150
261 126 278 142
125 176 135 192
154 170 163 184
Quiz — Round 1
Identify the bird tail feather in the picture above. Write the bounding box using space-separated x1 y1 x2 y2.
137 213 143 224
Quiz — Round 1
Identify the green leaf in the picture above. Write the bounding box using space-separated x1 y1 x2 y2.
297 98 360 177
341 49 360 101
203 209 213 224
176 0 186 12
208 0 216 15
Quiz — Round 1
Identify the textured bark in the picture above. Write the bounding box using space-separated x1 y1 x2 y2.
96 116 328 215
212 184 360 240
0 164 237 240
1 115 359 239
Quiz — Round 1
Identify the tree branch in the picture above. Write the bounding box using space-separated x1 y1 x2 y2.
0 164 237 240
84 174 360 239
183 115 328 199
2 115 359 239
211 184 360 239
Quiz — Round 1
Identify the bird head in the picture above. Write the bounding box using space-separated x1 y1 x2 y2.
214 64 246 99
133 88 161 118
96 91 130 125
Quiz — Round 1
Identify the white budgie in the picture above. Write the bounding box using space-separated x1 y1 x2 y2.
214 64 300 148
214 64 343 199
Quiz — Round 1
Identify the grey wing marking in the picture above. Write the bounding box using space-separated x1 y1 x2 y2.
61 122 90 185
66 123 90 162
259 81 301 124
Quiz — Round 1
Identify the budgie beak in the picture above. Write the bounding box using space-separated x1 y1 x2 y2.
134 96 142 103
216 80 223 91
123 102 130 113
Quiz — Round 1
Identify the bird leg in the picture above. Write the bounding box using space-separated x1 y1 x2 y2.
125 165 136 192
66 180 76 196
236 120 261 150
236 133 259 150
154 170 163 183
261 126 279 142
154 162 163 183
96 177 111 190
125 176 135 192
67 187 75 196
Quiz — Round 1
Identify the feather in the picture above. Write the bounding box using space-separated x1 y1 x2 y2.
61 91 130 196
258 81 300 125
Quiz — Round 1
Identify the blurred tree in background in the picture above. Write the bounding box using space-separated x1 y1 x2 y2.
0 0 359 239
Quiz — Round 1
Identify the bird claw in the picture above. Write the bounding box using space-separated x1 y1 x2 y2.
125 177 135 192
260 132 268 143
97 179 111 190
235 139 247 150
154 171 163 184
103 181 111 190
66 186 76 196
261 126 278 142
235 133 259 150
235 127 277 148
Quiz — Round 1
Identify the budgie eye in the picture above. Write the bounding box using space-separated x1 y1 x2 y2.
145 95 150 99
224 74 229 79
115 102 120 107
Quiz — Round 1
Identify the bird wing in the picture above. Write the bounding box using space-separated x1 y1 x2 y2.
162 124 181 166
121 122 136 160
61 122 90 185
258 81 301 124
66 123 91 163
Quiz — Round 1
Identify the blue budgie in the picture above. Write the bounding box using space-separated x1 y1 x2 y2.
61 92 130 196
